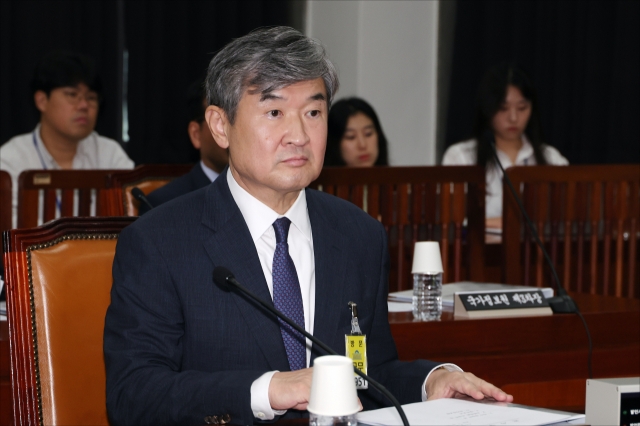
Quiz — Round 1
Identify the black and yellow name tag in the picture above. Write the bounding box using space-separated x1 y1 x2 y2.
346 334 368 389
346 301 368 389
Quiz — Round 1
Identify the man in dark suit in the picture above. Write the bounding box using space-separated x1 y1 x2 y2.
139 81 228 214
104 27 512 425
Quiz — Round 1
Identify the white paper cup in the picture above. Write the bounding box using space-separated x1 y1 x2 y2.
307 355 359 416
411 241 444 274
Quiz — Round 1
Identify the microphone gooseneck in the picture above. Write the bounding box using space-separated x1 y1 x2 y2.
212 266 410 426
487 132 592 378
131 187 154 211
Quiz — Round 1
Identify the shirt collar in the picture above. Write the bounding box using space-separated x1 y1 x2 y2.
199 161 220 182
226 169 311 243
34 123 94 169
34 124 58 169
514 135 534 165
495 135 535 167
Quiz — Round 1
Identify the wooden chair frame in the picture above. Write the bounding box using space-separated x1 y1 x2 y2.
17 170 120 229
2 217 135 425
104 164 193 216
502 165 640 298
309 166 486 292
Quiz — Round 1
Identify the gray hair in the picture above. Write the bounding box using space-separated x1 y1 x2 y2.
205 26 339 124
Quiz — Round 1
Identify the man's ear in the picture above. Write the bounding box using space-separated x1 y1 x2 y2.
205 106 230 149
34 91 48 113
188 121 202 150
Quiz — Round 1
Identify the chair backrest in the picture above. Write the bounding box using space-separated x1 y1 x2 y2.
2 216 135 425
104 164 193 216
502 165 640 298
309 166 486 292
0 171 11 233
17 170 119 229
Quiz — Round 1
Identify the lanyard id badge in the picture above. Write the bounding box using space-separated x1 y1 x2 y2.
345 302 368 389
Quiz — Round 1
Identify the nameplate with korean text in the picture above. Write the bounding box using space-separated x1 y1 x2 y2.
454 289 553 318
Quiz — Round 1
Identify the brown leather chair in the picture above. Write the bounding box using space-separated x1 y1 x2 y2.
104 164 193 216
309 166 486 292
17 170 120 229
502 165 640 298
2 216 135 425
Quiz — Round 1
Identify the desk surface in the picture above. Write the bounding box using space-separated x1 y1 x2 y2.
0 293 637 423
389 292 640 412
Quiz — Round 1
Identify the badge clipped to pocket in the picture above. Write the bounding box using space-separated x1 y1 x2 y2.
345 302 368 389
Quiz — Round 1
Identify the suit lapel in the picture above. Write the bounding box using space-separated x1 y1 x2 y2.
201 171 289 371
307 190 349 360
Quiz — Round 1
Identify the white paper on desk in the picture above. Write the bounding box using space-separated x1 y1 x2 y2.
387 300 413 312
356 398 578 426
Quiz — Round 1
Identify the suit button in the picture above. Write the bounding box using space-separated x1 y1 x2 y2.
220 414 231 424
204 415 219 424
204 416 213 424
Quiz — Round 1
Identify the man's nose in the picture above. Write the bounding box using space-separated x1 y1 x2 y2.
76 95 90 110
286 114 310 146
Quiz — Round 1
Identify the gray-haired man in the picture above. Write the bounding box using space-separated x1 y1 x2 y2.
104 26 511 425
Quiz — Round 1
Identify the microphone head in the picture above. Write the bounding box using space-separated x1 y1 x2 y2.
213 266 234 292
131 187 145 201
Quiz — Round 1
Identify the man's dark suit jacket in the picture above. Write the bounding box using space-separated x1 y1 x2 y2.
104 168 439 425
138 163 212 214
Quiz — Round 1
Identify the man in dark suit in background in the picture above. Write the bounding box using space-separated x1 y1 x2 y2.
104 26 511 425
139 81 228 214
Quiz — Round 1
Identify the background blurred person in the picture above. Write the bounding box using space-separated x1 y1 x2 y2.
139 80 228 214
324 97 389 167
442 62 568 230
0 50 134 227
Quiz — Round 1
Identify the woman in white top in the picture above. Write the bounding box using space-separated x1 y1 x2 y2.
442 63 568 230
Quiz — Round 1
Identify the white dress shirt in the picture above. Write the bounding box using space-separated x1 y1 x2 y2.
0 124 134 227
442 137 568 218
226 170 315 420
226 170 461 420
199 161 220 183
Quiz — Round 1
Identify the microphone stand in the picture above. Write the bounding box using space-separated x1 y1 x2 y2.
131 187 154 211
489 136 593 378
213 267 410 426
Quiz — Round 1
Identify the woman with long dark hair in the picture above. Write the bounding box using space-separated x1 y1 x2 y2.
442 62 568 229
325 97 389 167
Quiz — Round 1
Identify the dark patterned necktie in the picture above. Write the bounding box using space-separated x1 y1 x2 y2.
272 217 306 371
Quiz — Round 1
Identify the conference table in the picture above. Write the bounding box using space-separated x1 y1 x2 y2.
389 292 640 413
0 292 638 424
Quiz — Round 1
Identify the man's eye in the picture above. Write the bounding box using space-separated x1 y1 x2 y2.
308 110 320 117
268 110 281 117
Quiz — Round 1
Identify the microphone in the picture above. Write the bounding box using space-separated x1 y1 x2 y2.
486 131 593 377
213 267 410 426
131 187 154 211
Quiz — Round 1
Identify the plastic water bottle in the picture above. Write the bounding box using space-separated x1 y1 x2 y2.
412 272 442 321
